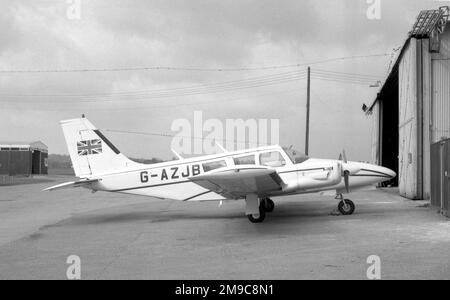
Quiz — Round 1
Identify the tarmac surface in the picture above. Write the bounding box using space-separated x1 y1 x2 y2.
0 175 449 280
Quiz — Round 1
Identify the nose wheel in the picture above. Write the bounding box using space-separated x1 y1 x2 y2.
336 194 355 215
247 205 266 223
247 198 275 223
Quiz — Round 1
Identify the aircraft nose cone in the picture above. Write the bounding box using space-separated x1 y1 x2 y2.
382 167 396 179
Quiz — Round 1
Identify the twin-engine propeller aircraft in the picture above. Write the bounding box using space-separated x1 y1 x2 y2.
45 117 396 223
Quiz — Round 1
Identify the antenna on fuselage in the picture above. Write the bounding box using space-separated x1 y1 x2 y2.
215 142 228 153
171 149 184 160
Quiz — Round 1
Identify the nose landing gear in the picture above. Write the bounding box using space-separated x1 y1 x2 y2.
247 206 266 223
336 194 355 215
246 197 275 223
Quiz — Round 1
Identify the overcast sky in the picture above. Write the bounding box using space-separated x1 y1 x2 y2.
0 0 445 161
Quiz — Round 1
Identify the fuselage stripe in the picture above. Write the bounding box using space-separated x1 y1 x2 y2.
112 180 191 192
360 168 392 178
183 191 213 201
350 174 390 178
278 167 325 175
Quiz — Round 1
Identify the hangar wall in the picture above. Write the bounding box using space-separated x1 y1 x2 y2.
367 9 449 201
0 141 48 176
431 28 450 143
398 39 420 199
398 31 450 200
431 139 450 216
370 101 380 165
0 150 32 176
422 39 432 200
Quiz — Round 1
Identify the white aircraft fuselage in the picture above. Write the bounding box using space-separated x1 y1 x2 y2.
45 118 396 223
90 145 395 202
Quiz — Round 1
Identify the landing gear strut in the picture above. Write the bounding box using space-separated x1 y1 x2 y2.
336 194 355 215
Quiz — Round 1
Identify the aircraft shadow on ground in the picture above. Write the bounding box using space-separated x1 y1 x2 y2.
57 202 349 226
45 199 404 229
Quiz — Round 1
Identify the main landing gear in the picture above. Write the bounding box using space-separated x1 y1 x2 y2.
247 197 275 223
336 194 355 215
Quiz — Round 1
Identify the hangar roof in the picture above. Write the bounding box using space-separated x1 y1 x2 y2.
410 7 450 38
0 141 48 152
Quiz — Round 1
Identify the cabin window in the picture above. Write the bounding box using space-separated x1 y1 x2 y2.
259 151 286 167
284 148 309 164
233 155 255 165
202 160 227 172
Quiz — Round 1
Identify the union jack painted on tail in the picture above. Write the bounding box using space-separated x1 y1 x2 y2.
77 139 102 156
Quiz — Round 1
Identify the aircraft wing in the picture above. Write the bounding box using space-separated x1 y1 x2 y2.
189 165 284 199
43 178 100 191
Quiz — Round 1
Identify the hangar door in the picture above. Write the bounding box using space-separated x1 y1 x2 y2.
431 139 450 217
431 58 450 143
398 40 420 199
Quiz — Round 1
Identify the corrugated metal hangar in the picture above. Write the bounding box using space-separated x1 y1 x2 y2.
366 7 450 216
0 141 48 176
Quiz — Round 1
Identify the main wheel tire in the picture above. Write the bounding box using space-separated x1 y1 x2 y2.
338 199 355 215
262 198 275 213
247 207 266 223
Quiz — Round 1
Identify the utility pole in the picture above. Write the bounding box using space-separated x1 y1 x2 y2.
305 66 311 156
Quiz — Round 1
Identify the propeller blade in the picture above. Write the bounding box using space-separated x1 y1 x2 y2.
342 150 348 163
344 170 350 193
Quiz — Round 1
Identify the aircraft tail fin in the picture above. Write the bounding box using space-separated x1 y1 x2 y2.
60 117 139 178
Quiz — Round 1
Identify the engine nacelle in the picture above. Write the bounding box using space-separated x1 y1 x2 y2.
282 162 343 193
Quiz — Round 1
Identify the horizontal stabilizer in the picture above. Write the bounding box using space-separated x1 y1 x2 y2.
43 178 100 191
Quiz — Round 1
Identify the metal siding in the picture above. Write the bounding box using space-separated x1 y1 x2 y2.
40 152 48 175
0 152 9 175
431 59 450 143
422 39 432 199
444 140 450 216
416 40 423 198
9 151 31 176
430 142 441 207
370 101 380 165
431 139 450 217
399 40 419 199
431 27 450 143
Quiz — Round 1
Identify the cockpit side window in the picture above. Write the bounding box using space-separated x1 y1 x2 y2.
202 160 227 172
233 155 255 165
284 148 309 164
259 151 286 167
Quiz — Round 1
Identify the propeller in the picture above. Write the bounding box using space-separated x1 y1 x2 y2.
339 150 350 193
343 170 350 193
341 149 347 163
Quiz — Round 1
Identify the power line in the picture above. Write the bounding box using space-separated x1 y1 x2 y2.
0 76 306 103
0 53 391 74
0 68 383 101
0 87 304 111
310 76 377 85
312 69 383 80
0 72 307 103
310 70 381 86
103 129 271 146
0 70 306 98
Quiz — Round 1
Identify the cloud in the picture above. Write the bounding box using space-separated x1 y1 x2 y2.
0 0 444 160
